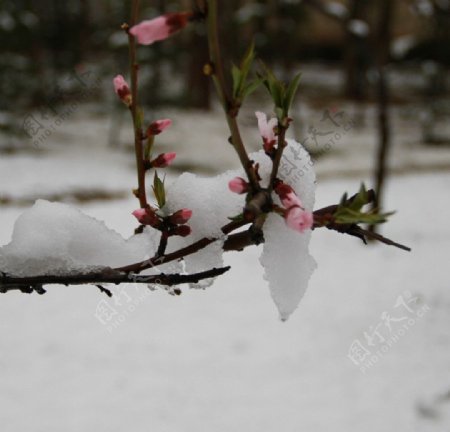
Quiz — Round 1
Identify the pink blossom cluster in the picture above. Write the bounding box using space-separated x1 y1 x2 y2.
132 207 193 237
274 182 313 233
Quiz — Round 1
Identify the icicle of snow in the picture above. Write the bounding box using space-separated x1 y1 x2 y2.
0 200 157 277
347 19 370 37
258 140 317 321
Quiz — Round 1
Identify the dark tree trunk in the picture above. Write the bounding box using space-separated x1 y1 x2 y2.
371 0 394 232
344 0 370 101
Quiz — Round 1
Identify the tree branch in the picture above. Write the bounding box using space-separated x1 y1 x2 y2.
0 267 231 294
0 190 409 295
116 219 249 274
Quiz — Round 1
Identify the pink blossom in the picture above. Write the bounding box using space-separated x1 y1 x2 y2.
275 182 303 209
151 152 176 168
147 119 172 136
285 206 313 233
132 208 160 227
170 208 193 225
129 12 191 45
228 177 248 194
255 111 277 152
113 75 131 106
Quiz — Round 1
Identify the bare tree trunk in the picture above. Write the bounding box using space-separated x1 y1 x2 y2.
371 0 394 233
344 0 370 101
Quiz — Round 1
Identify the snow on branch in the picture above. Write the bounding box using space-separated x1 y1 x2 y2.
0 0 409 320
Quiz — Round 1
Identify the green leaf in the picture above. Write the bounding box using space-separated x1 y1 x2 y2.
284 72 302 114
334 184 394 225
231 43 258 103
259 63 303 120
231 64 242 100
152 171 166 208
334 208 394 225
259 63 285 109
240 43 255 73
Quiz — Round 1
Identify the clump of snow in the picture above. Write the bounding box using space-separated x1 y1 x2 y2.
347 19 370 37
164 139 316 317
259 140 316 321
0 200 156 277
165 172 243 239
164 172 243 288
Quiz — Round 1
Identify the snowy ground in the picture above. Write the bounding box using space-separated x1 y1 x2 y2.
0 100 450 431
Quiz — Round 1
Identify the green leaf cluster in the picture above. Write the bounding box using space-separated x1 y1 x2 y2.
334 184 394 225
231 43 261 106
259 64 301 123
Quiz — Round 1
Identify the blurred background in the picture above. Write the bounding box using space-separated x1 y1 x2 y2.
0 1 450 431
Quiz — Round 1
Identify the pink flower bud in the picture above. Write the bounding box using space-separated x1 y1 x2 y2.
132 208 160 227
113 75 132 106
173 224 191 237
228 177 249 194
170 208 192 225
255 111 277 153
129 12 191 45
274 182 303 209
147 119 172 136
151 152 176 168
285 206 313 233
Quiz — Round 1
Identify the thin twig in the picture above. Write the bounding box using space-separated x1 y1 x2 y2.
116 219 249 274
127 0 147 208
205 0 259 190
156 232 169 257
96 284 113 297
269 125 288 188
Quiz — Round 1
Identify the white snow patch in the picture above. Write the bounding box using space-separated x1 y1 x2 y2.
0 200 155 277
